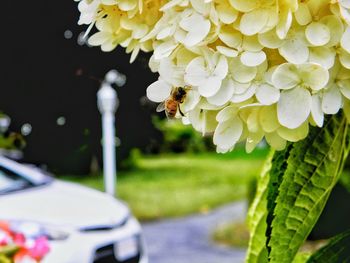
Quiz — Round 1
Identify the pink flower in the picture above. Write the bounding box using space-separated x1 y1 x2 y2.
0 221 50 262
13 233 26 246
29 237 50 260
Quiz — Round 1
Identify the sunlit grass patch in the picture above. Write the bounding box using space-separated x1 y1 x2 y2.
61 148 268 220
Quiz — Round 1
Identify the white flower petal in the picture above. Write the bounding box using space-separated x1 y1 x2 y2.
174 28 186 43
129 46 140 63
276 9 292 39
320 15 344 47
311 95 324 127
231 84 256 103
157 26 176 40
339 49 350 69
216 146 231 153
213 55 228 79
213 117 243 150
118 0 137 11
294 2 312 25
271 63 300 90
228 0 258 12
188 107 218 135
146 80 172 103
159 58 185 87
338 79 350 99
88 32 111 46
263 8 279 33
341 0 350 8
277 121 309 142
217 2 238 24
189 107 205 133
309 47 336 69
185 57 208 86
216 105 238 122
322 85 342 114
190 0 211 15
207 78 235 106
258 30 284 48
182 116 191 125
277 87 312 129
230 59 257 83
182 90 201 112
240 51 266 67
176 47 198 67
256 83 280 105
233 81 251 94
246 131 264 153
247 109 260 133
240 9 269 36
216 46 239 57
78 0 100 24
101 0 117 4
279 39 309 64
101 40 118 52
154 41 178 60
203 110 219 134
264 66 277 85
341 27 350 53
242 35 263 52
305 22 331 46
148 55 159 73
219 26 242 48
298 63 329 91
132 24 149 39
198 76 222 97
265 132 286 150
180 13 211 47
259 105 280 133
339 5 350 25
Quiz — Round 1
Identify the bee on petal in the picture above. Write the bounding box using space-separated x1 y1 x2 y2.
157 87 190 119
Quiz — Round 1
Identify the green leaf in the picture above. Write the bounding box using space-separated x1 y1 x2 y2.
306 229 350 262
245 151 271 263
339 170 350 193
246 147 292 263
0 244 18 256
0 254 11 263
266 143 293 252
293 252 311 263
268 114 350 262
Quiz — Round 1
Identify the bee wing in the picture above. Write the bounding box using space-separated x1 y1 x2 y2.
165 110 172 119
156 102 166 112
184 86 192 91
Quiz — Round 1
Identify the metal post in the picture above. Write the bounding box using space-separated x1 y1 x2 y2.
97 82 119 196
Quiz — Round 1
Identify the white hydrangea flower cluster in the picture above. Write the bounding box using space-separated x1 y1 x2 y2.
77 0 350 153
76 0 165 62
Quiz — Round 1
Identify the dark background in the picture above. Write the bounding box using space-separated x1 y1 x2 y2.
0 1 161 174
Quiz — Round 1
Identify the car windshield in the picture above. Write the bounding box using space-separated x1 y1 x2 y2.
0 167 33 195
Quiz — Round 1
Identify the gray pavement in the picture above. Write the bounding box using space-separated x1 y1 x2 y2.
142 201 247 263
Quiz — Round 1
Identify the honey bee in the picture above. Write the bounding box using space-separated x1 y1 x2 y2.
156 87 190 118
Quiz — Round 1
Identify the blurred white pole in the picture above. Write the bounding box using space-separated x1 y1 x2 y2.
97 81 119 196
0 115 11 133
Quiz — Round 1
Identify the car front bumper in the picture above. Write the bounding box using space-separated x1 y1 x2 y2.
42 217 148 263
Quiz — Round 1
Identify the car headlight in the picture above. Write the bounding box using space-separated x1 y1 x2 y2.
79 213 131 232
10 221 70 241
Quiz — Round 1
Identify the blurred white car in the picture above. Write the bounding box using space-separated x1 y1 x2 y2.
0 155 148 263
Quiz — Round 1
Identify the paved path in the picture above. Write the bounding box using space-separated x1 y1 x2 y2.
142 201 247 263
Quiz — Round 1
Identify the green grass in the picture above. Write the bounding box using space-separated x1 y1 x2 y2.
212 220 326 259
213 221 250 248
61 147 268 221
